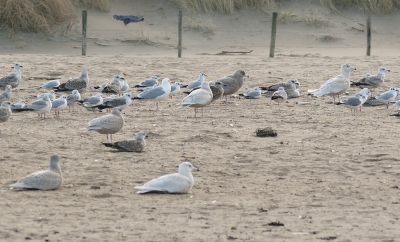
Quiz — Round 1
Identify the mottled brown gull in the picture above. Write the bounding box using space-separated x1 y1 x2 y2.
103 131 146 152
0 85 12 103
134 162 198 194
54 68 89 92
351 67 390 96
86 107 124 142
10 155 62 190
271 86 287 105
0 101 12 134
102 75 122 95
261 79 297 97
212 70 248 105
0 63 22 89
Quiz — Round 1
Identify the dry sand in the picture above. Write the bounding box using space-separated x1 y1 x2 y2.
1 0 400 241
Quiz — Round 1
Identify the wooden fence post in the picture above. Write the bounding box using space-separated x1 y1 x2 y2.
178 11 182 58
269 12 278 58
366 15 371 56
82 10 87 56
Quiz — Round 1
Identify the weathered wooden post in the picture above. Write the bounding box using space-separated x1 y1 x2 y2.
82 10 87 56
366 15 371 56
269 12 278 58
178 11 182 58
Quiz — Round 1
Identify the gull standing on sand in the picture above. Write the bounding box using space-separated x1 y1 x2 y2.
212 70 248 105
181 82 213 117
0 85 12 103
374 87 399 109
169 82 181 98
12 95 52 120
0 63 23 89
133 78 171 111
134 162 198 194
11 100 26 110
85 107 124 142
102 75 122 95
0 101 12 134
209 81 225 103
351 67 390 96
103 131 146 152
35 90 56 101
51 95 68 118
311 64 356 103
182 72 207 89
261 79 297 97
336 93 365 116
40 79 60 89
9 155 62 190
239 86 262 99
96 93 132 110
357 88 370 111
54 68 89 92
135 76 158 88
271 86 287 105
67 90 81 112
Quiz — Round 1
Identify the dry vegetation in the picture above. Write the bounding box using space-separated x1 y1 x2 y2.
304 13 334 28
319 0 400 14
0 0 110 36
172 0 269 14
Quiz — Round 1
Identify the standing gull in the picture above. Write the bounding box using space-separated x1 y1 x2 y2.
0 63 23 89
212 70 248 105
169 82 181 98
9 155 62 190
135 76 158 88
85 107 124 142
0 101 12 134
261 79 297 97
0 85 12 103
357 88 370 111
133 78 171 111
40 79 60 89
209 81 225 104
182 72 207 89
54 68 89 92
351 67 390 96
12 95 52 120
181 82 213 117
35 90 56 101
103 131 146 152
336 93 364 116
134 162 198 194
67 90 81 112
375 87 399 109
239 86 262 99
311 64 356 103
271 86 287 105
51 95 68 118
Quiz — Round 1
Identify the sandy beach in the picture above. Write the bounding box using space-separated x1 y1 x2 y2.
1 0 400 241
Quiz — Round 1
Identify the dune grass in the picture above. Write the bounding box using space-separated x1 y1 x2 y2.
304 13 334 28
319 0 400 14
172 0 269 14
0 0 110 36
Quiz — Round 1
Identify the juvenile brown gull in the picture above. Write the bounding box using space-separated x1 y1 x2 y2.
212 70 248 105
86 107 124 142
0 101 12 134
0 85 12 103
271 86 287 105
0 63 22 89
103 131 146 152
261 79 297 97
351 67 390 96
54 68 89 92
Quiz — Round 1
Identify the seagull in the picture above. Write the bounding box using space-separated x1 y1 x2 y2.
239 86 262 99
169 82 181 98
181 82 213 117
86 107 124 142
134 162 198 194
119 76 129 93
96 93 132 110
78 93 103 109
67 90 81 112
133 78 171 111
0 85 12 103
51 95 68 118
103 131 147 152
10 100 26 110
91 83 107 91
35 90 56 101
0 63 23 89
351 67 390 96
12 95 52 120
212 70 249 105
289 79 301 98
182 72 207 89
311 64 356 103
336 93 364 115
375 87 399 108
0 101 12 134
54 68 89 92
356 88 370 111
261 79 297 97
40 79 60 89
102 75 122 95
9 155 62 190
134 76 158 88
271 86 287 105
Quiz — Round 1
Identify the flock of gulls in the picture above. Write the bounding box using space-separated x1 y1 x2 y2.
0 62 396 193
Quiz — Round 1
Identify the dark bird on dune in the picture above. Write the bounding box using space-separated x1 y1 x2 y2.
113 15 144 26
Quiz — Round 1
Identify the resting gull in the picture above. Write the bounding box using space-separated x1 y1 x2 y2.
289 79 301 98
212 70 248 105
135 76 158 88
119 76 129 93
239 86 261 99
0 85 12 103
311 64 356 103
336 93 364 116
96 93 132 110
351 67 390 96
271 86 287 105
261 79 297 97
78 93 103 108
67 90 81 112
86 107 124 142
102 75 122 95
103 131 146 152
40 79 60 89
0 63 23 89
0 101 12 134
12 95 52 120
35 90 56 101
182 72 207 89
169 82 181 98
375 87 399 109
134 162 198 194
54 68 89 92
10 155 62 190
133 78 171 111
11 100 26 110
181 82 213 117
51 95 68 118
